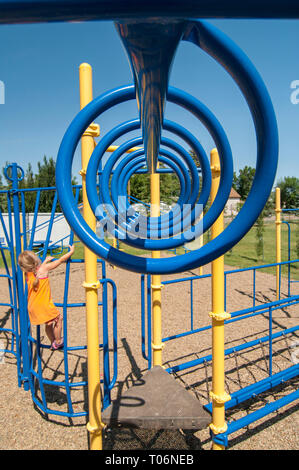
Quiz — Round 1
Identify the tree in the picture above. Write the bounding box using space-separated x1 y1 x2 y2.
1 156 80 213
130 165 180 205
0 172 7 212
277 177 299 209
130 172 150 203
255 212 265 260
233 166 256 200
23 163 35 213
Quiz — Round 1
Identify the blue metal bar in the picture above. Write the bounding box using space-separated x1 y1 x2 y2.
230 295 299 319
160 297 299 344
228 299 299 324
28 334 89 351
31 395 87 419
0 0 299 24
282 221 291 297
141 274 148 361
20 190 28 250
5 193 21 382
11 164 31 391
28 189 41 250
223 259 299 275
166 324 299 374
213 387 299 447
26 202 82 239
269 307 273 376
101 278 118 393
35 326 48 410
163 257 297 285
147 274 152 369
205 363 299 415
162 273 210 285
30 368 88 388
0 203 11 247
0 248 13 305
129 195 151 209
101 262 112 408
190 278 194 330
163 304 272 342
41 191 58 261
1 184 82 193
61 227 76 416
253 268 256 308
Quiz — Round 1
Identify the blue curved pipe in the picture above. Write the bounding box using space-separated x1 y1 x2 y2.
56 20 278 274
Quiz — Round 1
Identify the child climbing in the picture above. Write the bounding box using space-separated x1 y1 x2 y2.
18 245 75 350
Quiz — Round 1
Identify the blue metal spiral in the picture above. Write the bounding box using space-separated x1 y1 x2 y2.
56 20 278 275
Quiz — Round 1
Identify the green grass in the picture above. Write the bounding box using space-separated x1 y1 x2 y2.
223 221 298 279
1 221 298 280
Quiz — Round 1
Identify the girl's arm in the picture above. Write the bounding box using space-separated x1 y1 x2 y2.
42 245 75 272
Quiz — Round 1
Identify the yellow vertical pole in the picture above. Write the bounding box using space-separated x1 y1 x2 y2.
151 164 163 367
79 63 103 450
198 211 203 276
275 187 281 300
209 148 231 450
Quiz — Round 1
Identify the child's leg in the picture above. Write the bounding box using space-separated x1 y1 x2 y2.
52 313 63 345
45 322 55 344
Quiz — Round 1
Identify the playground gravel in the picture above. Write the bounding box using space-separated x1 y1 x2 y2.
0 258 298 451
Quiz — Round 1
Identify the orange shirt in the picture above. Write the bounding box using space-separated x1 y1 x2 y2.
26 272 59 326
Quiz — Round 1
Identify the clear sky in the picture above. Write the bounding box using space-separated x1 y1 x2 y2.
0 18 298 185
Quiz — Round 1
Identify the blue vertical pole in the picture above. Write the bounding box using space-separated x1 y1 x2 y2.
11 164 30 391
20 191 28 250
190 278 194 330
269 307 273 376
101 260 111 409
6 192 22 386
141 274 147 360
29 190 41 250
253 268 256 308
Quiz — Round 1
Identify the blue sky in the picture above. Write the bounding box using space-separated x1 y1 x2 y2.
0 19 298 185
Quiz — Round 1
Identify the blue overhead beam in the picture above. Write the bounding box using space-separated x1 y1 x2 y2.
0 0 299 24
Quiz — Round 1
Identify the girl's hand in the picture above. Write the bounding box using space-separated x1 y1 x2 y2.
68 245 75 254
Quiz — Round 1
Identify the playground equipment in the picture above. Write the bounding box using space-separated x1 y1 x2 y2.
0 1 299 452
275 187 299 299
0 163 118 417
54 18 279 450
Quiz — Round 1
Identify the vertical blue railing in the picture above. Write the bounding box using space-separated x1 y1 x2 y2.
0 167 118 418
0 193 21 376
10 163 31 391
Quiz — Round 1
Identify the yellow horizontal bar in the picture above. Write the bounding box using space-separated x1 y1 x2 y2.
106 145 141 153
